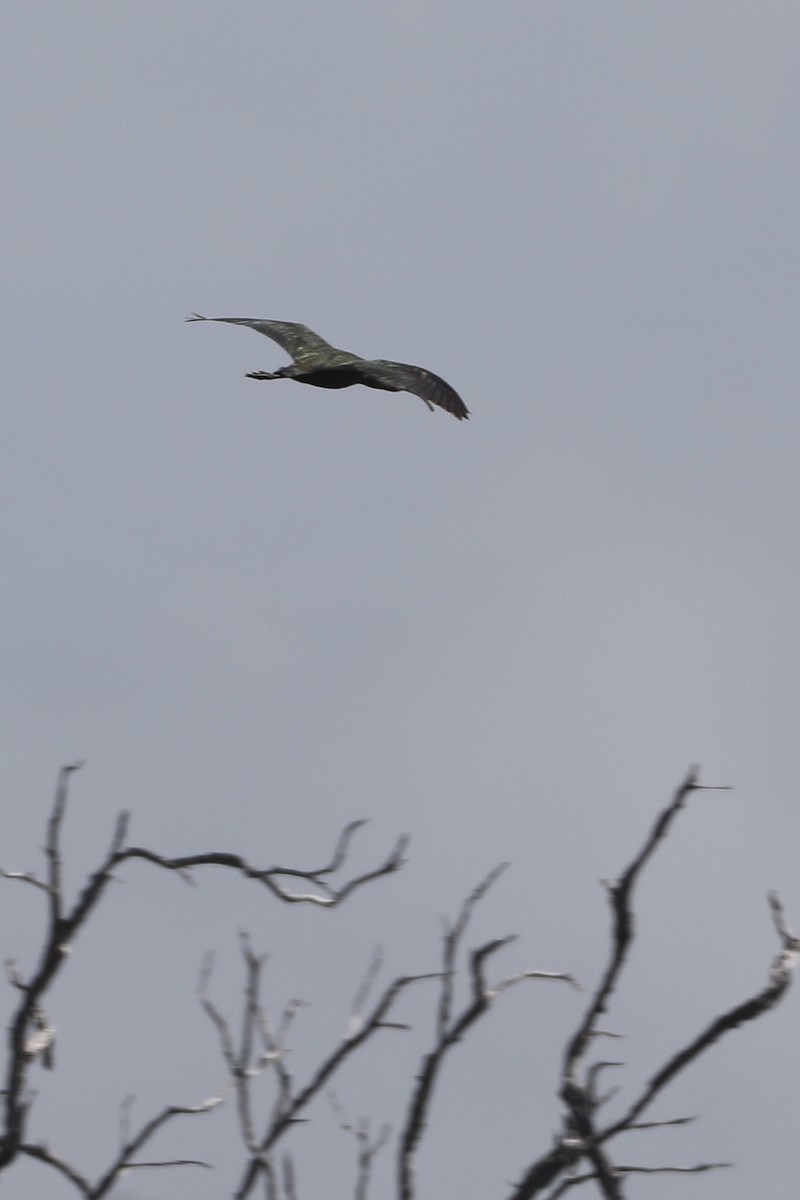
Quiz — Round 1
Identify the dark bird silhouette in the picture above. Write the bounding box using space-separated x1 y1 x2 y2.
186 314 469 420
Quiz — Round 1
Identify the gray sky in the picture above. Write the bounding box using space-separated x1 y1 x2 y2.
3 2 799 1196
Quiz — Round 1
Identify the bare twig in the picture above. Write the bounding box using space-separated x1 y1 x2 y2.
348 946 385 1038
19 1096 221 1197
543 1159 731 1198
0 871 51 894
438 863 509 1036
233 971 437 1198
329 1094 391 1200
199 944 299 1156
281 1152 299 1200
91 1096 224 1195
119 829 408 906
46 762 84 916
17 1143 92 1195
399 867 577 1200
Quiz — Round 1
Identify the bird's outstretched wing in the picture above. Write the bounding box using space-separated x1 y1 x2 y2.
360 359 469 420
186 314 335 369
187 315 469 419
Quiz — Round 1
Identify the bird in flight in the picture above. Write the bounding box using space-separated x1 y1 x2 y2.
187 314 469 420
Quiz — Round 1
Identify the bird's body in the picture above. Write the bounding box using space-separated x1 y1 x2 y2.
187 314 469 420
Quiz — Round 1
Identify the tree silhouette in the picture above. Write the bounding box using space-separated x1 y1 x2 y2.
0 766 796 1197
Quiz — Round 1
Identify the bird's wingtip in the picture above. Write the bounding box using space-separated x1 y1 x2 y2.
185 312 207 322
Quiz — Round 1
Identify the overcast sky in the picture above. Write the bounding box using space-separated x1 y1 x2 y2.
3 2 800 1197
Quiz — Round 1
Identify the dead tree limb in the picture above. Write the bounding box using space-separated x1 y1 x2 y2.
508 769 796 1199
0 764 406 1192
398 867 578 1200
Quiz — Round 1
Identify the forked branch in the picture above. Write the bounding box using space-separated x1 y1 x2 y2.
0 765 406 1189
508 769 796 1199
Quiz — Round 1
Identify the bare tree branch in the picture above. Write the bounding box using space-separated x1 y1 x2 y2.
206 945 438 1200
561 768 718 1092
119 829 408 906
329 1093 391 1200
507 770 795 1200
199 940 303 1157
17 1142 92 1195
281 1152 299 1200
437 862 509 1037
0 871 52 894
3 765 794 1197
399 867 577 1200
601 891 800 1139
0 765 407 1187
347 946 385 1038
543 1159 732 1198
19 1095 221 1197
